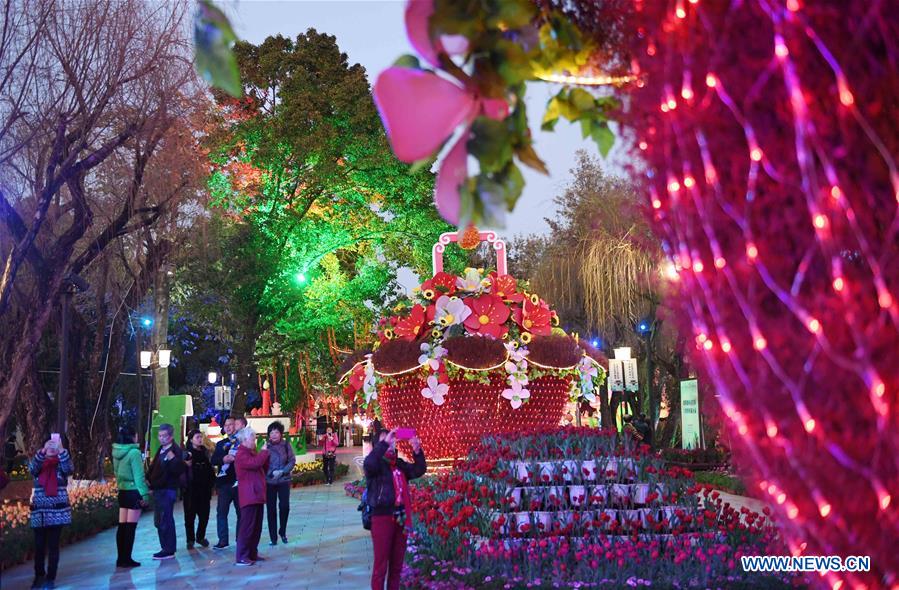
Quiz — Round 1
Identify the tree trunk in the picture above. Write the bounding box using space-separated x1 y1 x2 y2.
230 332 258 417
0 272 65 445
599 383 613 430
152 266 170 399
15 361 52 455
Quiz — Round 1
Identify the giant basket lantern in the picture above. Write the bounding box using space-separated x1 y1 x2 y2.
340 229 607 460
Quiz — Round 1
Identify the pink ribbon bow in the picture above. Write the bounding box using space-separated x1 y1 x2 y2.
373 0 508 225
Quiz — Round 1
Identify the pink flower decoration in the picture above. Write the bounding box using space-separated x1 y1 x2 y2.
373 0 509 225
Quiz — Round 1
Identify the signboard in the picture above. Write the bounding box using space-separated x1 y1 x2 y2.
214 386 232 410
623 359 639 392
680 379 701 449
608 360 624 391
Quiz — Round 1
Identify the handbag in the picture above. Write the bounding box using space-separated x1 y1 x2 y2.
358 489 372 530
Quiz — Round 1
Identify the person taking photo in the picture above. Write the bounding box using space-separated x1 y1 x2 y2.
28 435 74 589
363 427 426 590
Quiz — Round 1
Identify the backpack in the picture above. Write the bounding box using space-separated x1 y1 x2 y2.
358 489 372 530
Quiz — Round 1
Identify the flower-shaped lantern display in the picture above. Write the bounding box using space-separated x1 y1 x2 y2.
341 230 606 460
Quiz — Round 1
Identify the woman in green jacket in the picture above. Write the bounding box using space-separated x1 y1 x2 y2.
111 425 150 568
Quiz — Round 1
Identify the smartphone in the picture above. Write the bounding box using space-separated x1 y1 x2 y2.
396 428 416 441
50 433 60 448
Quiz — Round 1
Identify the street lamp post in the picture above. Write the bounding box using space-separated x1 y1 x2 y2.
140 348 172 452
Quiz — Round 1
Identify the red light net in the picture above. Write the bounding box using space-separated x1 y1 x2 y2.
380 374 571 460
621 1 897 586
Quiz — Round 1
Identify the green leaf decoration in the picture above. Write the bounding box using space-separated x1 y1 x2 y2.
495 39 533 85
468 117 514 173
486 0 538 30
542 98 561 131
501 163 525 207
393 54 422 69
556 96 580 121
591 122 615 157
580 118 593 140
570 88 595 112
194 0 242 97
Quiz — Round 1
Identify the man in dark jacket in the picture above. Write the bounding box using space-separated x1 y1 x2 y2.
148 423 185 559
211 416 241 550
363 428 426 590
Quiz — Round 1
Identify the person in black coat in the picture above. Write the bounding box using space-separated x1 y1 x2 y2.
210 416 241 550
147 423 185 559
183 429 215 549
363 428 426 590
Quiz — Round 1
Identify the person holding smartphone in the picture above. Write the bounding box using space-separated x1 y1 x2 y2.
320 427 339 485
363 427 426 590
112 425 150 568
28 434 74 589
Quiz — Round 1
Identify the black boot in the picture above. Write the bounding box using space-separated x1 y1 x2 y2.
120 523 140 567
115 523 126 566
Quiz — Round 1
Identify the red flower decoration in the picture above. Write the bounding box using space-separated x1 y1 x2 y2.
394 304 428 341
491 273 524 303
348 363 367 391
463 294 510 339
513 298 553 336
420 271 457 298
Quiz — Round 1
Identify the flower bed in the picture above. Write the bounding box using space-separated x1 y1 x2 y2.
661 447 729 471
289 460 348 487
403 428 803 589
344 478 365 500
0 482 119 570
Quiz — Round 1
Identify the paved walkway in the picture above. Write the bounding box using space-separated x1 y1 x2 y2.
2 482 371 589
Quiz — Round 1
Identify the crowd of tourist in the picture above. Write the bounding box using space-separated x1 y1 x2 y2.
22 417 426 590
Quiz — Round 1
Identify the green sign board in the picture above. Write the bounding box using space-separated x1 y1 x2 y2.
680 379 701 450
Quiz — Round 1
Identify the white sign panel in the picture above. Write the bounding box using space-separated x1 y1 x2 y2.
680 379 701 450
623 359 639 392
608 360 624 391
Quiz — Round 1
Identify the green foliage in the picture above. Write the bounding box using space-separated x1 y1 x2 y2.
542 89 619 156
693 471 747 496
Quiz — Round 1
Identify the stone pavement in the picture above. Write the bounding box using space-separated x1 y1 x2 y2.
1 482 372 589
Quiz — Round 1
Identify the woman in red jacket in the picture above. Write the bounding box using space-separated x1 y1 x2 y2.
234 427 269 566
